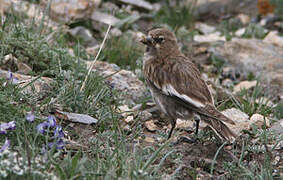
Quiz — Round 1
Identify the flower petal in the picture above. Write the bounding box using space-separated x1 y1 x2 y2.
0 138 10 153
36 122 48 134
26 112 35 122
0 121 16 133
47 115 56 127
54 125 64 139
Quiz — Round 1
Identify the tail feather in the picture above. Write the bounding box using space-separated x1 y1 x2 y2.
201 105 236 142
204 104 235 125
201 116 236 142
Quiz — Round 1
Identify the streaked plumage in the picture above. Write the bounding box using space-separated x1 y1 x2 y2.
140 28 236 141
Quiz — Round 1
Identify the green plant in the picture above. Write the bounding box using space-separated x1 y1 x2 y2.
155 0 196 31
101 34 143 70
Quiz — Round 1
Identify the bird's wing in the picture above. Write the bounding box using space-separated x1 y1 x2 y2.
145 55 235 125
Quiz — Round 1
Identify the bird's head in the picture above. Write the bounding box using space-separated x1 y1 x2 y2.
140 28 179 58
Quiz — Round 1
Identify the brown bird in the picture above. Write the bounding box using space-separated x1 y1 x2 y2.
140 28 236 142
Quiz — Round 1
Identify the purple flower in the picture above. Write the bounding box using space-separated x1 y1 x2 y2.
26 112 35 122
6 70 12 80
0 121 16 134
48 139 65 150
36 121 49 134
47 115 56 127
6 70 18 84
0 138 10 153
54 125 64 139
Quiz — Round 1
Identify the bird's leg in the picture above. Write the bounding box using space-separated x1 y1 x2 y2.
167 119 176 139
194 115 201 135
178 116 201 144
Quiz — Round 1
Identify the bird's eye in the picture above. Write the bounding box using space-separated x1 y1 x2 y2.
154 36 164 43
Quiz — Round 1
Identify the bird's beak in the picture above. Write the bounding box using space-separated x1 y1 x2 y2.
140 35 153 45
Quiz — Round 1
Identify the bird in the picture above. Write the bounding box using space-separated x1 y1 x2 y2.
140 28 236 142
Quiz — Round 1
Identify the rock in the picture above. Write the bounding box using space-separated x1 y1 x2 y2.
91 11 120 26
118 0 153 11
233 80 257 93
196 0 258 21
194 32 226 43
144 136 155 143
118 105 132 117
235 28 245 37
69 26 98 46
221 108 250 135
114 14 140 29
101 2 119 12
195 22 216 35
250 114 270 128
86 45 100 55
236 14 250 25
1 54 32 75
138 110 152 122
0 69 52 94
47 0 95 23
145 120 158 132
263 31 283 48
221 79 234 88
124 116 134 123
176 119 207 130
110 28 122 37
269 119 283 135
209 38 283 89
55 110 98 124
86 61 147 104
176 119 194 129
0 0 11 16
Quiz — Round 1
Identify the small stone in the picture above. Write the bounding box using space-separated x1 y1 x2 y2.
91 11 120 25
86 45 99 55
236 14 250 25
110 28 122 37
145 120 158 132
176 119 194 129
138 111 152 121
194 32 226 42
118 105 132 117
263 31 283 48
195 22 216 35
144 136 155 143
235 28 245 37
250 114 270 128
233 80 257 93
118 0 153 11
69 26 98 46
125 116 134 123
269 119 283 135
222 108 250 135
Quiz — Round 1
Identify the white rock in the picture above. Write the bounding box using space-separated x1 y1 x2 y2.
145 120 158 132
91 11 120 25
237 14 250 25
194 32 226 42
222 108 250 135
125 116 134 123
195 22 216 35
118 0 153 10
233 80 257 93
250 114 270 128
263 31 283 48
235 28 245 37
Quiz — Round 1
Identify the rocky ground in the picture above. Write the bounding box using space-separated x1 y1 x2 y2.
0 0 282 179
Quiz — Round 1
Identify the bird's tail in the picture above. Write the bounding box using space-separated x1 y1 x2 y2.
201 105 236 142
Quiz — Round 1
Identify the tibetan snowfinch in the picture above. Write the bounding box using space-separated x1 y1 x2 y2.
140 28 236 141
